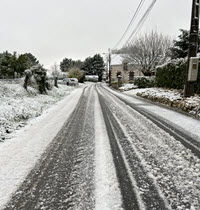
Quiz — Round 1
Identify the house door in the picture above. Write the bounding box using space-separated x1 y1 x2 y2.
129 71 134 81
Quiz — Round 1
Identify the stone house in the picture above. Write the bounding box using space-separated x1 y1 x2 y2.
110 54 143 83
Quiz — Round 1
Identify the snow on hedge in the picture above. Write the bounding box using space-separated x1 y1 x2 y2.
136 88 200 117
0 80 73 141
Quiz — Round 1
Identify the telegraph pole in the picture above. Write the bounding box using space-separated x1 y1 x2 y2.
108 48 111 86
184 0 200 97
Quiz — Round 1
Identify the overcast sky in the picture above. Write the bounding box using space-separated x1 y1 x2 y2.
0 0 192 68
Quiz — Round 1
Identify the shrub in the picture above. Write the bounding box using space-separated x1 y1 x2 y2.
134 77 155 88
68 68 83 82
111 81 118 90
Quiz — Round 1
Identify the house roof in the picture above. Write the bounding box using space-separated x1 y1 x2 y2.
111 54 130 65
111 54 125 65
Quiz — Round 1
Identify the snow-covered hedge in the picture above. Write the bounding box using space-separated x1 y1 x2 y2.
137 88 200 117
156 59 200 93
134 76 155 88
0 80 73 142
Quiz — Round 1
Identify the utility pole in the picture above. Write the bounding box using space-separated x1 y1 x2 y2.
184 0 200 97
108 48 111 86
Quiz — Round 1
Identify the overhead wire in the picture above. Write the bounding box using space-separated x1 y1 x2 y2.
110 0 157 63
124 0 157 47
112 0 146 50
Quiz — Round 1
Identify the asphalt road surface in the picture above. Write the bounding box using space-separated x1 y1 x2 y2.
4 83 200 210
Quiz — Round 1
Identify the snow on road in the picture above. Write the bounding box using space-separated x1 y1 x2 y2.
1 82 200 209
0 86 84 209
94 91 123 210
100 84 200 209
104 85 200 141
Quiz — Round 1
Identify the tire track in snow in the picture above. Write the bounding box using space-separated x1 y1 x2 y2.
94 90 123 210
101 84 200 159
97 87 168 210
98 84 200 209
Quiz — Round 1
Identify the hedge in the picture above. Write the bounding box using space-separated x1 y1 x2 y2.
155 59 200 94
134 77 155 88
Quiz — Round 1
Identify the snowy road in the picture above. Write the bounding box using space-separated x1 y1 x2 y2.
3 83 200 210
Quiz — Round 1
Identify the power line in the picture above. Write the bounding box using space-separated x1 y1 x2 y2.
124 0 157 47
111 0 157 62
113 0 146 50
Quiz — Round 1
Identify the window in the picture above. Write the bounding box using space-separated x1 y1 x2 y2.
123 62 128 71
129 72 134 81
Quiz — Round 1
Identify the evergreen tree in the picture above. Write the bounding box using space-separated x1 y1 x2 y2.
81 57 94 75
0 51 39 78
170 29 200 59
15 54 29 75
0 51 12 78
23 53 39 67
92 54 105 82
60 58 74 72
81 54 105 81
73 60 83 68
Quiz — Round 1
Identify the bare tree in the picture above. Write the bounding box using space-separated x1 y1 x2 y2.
50 63 60 88
122 31 172 75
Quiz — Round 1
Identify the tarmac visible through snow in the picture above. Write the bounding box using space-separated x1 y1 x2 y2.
1 83 200 210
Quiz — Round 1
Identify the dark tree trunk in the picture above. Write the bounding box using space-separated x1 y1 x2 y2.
54 77 58 88
24 75 29 90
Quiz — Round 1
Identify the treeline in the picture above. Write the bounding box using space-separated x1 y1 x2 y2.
60 54 105 82
0 51 39 79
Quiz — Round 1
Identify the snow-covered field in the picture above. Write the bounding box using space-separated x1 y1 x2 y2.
0 80 74 142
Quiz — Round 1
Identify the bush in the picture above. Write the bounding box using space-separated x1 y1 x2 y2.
155 59 200 93
68 68 83 82
111 81 118 90
134 77 155 88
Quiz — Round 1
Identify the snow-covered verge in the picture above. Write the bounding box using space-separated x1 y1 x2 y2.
136 88 200 117
0 80 74 142
119 83 138 91
0 85 84 209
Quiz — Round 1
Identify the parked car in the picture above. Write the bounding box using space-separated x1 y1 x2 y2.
63 78 79 86
69 78 78 86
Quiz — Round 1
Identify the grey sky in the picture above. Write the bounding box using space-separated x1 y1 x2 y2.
0 0 192 68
